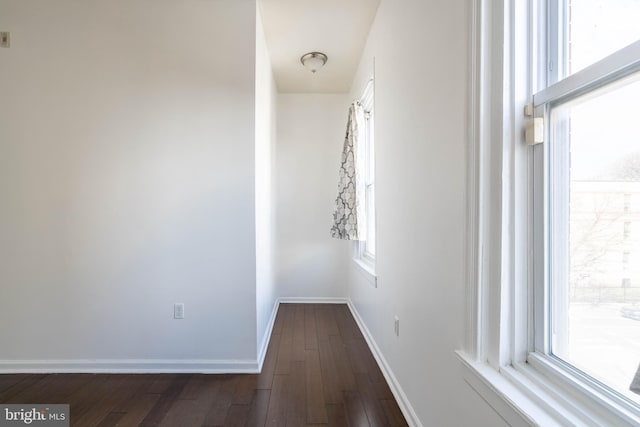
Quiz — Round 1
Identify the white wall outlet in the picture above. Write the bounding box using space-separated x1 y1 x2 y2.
394 316 400 337
174 303 185 319
0 32 10 48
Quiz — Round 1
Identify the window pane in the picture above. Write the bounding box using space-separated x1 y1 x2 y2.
564 0 640 77
364 115 374 185
550 74 640 405
365 185 375 256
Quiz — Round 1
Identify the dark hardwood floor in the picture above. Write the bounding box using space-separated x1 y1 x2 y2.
0 303 409 427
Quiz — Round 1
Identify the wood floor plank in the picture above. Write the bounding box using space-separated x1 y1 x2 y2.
356 338 393 401
327 305 342 337
5 374 61 403
304 305 318 350
342 322 394 402
381 399 409 427
202 375 238 426
344 390 371 427
234 374 258 405
315 305 330 341
155 377 223 427
177 374 207 400
335 305 361 340
0 374 47 402
95 411 126 427
223 404 251 427
0 375 29 393
139 375 191 426
74 375 144 427
257 333 281 390
326 404 349 427
318 338 342 404
146 374 179 395
157 399 207 427
285 361 306 426
265 374 288 427
66 375 115 422
333 305 351 338
113 394 161 427
272 304 286 335
305 350 328 424
54 375 101 403
345 338 370 375
368 373 394 402
329 335 357 392
292 305 306 362
356 374 390 427
246 389 270 427
275 305 295 375
5 374 90 404
110 375 159 412
316 305 339 340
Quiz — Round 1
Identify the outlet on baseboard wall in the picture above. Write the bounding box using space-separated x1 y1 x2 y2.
174 303 185 319
394 316 399 337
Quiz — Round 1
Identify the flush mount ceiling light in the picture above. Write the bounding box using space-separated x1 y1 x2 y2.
300 52 328 73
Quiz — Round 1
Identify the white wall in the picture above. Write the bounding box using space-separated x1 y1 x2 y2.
0 0 259 365
255 7 278 357
275 94 351 299
347 1 510 425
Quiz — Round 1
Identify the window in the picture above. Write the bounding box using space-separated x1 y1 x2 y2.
460 1 640 425
355 79 376 275
533 0 640 418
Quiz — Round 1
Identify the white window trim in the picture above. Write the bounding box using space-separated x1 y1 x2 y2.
460 1 640 426
353 78 377 287
353 244 377 287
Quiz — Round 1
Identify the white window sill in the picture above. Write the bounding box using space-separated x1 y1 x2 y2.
353 257 377 287
456 351 640 427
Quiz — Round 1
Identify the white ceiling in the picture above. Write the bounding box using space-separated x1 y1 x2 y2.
258 0 380 93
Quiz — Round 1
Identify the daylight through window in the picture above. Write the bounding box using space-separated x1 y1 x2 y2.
535 0 640 408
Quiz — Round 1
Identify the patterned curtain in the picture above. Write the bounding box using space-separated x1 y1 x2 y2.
330 101 366 240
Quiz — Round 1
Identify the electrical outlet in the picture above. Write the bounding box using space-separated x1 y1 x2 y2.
174 303 185 319
0 32 9 48
394 316 399 337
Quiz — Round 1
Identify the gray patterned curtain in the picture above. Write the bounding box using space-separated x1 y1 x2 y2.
331 101 366 240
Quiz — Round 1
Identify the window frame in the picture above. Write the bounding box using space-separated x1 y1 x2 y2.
531 2 640 418
354 78 377 282
459 1 640 425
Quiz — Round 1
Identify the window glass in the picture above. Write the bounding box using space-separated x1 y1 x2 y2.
359 80 375 262
364 111 375 258
562 0 640 77
365 184 375 256
549 73 640 405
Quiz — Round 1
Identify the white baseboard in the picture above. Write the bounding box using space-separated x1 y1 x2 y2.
257 298 279 372
347 300 423 427
0 288 421 427
1 303 283 374
0 359 259 374
278 296 349 304
0 297 346 374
